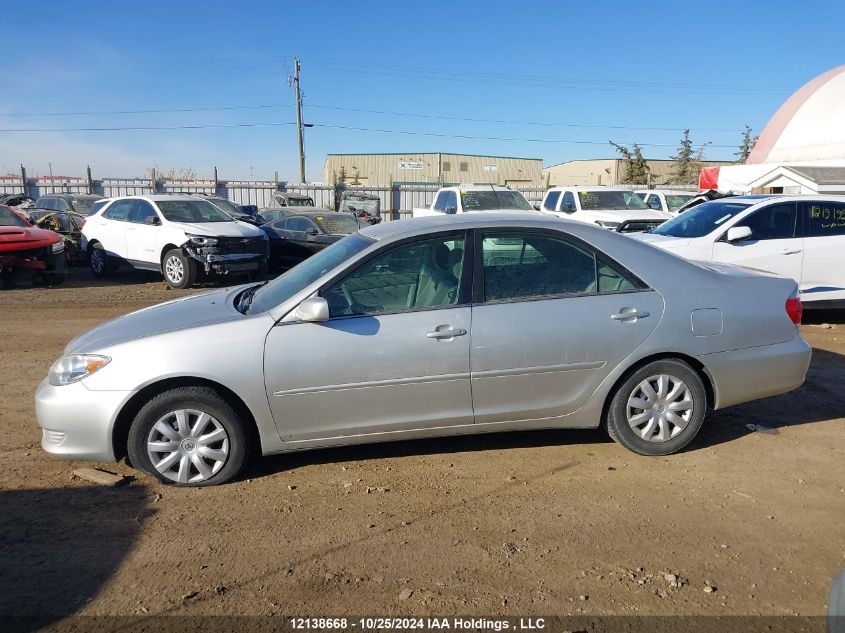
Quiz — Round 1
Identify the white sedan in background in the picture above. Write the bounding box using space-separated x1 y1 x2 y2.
632 195 845 308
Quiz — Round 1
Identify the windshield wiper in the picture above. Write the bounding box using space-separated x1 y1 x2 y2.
236 281 267 314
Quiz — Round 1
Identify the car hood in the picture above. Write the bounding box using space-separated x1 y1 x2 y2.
628 232 693 249
65 287 247 354
175 220 263 237
0 225 62 252
584 209 673 222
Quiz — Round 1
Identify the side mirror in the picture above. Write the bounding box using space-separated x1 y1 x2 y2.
564 203 575 213
293 296 329 323
726 226 752 243
648 198 662 210
445 206 457 215
533 205 540 211
306 228 319 236
144 215 161 226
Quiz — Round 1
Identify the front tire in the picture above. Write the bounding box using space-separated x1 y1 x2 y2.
605 359 707 456
162 249 197 289
127 386 250 487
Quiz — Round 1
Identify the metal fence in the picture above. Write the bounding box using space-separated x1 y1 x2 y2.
1 171 696 220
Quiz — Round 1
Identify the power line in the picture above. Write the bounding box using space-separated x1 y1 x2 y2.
2 101 749 133
0 122 298 132
0 119 741 148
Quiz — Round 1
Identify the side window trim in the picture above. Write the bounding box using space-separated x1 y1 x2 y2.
316 229 473 320
472 227 650 306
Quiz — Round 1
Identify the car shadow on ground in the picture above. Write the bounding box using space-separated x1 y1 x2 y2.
246 341 845 480
0 484 150 630
54 265 266 290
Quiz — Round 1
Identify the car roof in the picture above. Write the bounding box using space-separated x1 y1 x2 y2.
284 210 344 218
40 193 103 199
548 186 633 192
634 189 696 195
361 212 596 241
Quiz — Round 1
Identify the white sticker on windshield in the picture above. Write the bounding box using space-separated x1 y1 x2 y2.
714 214 732 225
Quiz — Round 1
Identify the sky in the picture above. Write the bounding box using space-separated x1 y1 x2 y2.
1 0 843 182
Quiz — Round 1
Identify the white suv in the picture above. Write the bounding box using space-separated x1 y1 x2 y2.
634 189 697 215
540 186 671 231
632 194 845 308
82 195 269 288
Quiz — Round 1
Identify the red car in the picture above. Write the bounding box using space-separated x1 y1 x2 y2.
0 204 66 285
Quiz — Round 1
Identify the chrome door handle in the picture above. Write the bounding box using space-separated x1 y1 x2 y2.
782 248 802 255
426 328 467 339
611 309 650 321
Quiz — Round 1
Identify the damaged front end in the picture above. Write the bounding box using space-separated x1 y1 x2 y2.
183 234 269 275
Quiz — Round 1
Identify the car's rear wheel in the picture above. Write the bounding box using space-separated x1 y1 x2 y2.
89 242 114 277
163 249 196 289
605 359 706 456
127 386 250 486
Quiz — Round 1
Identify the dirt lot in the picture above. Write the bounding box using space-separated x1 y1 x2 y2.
1 267 844 622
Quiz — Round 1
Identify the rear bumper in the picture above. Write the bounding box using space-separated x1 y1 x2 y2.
700 335 812 409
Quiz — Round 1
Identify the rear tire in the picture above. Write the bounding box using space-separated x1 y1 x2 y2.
605 359 707 456
127 386 250 487
89 242 114 277
162 249 197 289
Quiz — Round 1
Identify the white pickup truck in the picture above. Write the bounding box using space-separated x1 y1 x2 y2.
540 186 671 232
413 185 537 218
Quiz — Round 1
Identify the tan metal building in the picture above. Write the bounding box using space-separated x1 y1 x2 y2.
323 152 543 186
543 158 732 187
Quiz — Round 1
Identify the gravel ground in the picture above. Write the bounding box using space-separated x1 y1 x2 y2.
1 267 843 621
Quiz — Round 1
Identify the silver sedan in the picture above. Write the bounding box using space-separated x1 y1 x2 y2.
35 214 811 486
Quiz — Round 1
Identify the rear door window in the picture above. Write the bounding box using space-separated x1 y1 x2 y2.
543 191 561 212
481 231 597 302
102 199 132 221
561 192 576 212
804 201 845 237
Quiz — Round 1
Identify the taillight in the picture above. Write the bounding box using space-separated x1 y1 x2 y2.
785 296 802 325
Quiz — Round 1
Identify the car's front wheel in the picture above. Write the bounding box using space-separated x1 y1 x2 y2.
127 386 250 486
605 359 707 456
162 249 196 289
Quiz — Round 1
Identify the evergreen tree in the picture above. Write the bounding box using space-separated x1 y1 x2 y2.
610 141 650 184
735 125 758 163
669 130 710 184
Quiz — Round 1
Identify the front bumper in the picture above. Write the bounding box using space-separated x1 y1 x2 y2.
701 335 812 409
34 378 134 462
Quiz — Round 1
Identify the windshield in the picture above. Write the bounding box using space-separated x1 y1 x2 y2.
71 198 102 216
314 214 361 234
342 197 379 214
248 233 373 314
0 206 28 227
665 194 695 212
156 200 234 223
460 190 533 211
651 200 752 238
290 196 315 206
208 198 245 217
578 190 648 211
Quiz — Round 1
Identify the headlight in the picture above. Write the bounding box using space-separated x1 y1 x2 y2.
595 221 621 229
187 234 218 246
48 354 110 386
51 241 65 253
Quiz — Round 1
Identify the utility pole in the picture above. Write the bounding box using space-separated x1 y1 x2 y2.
294 58 306 184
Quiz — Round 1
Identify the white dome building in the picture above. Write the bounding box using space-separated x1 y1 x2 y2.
701 65 845 193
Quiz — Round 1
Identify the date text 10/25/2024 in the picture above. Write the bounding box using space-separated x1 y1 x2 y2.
290 617 548 631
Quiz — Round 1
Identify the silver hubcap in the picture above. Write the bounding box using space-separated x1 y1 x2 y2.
91 249 104 273
626 374 694 442
146 409 229 483
165 256 184 284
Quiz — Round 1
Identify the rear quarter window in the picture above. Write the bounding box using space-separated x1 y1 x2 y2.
806 201 845 236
